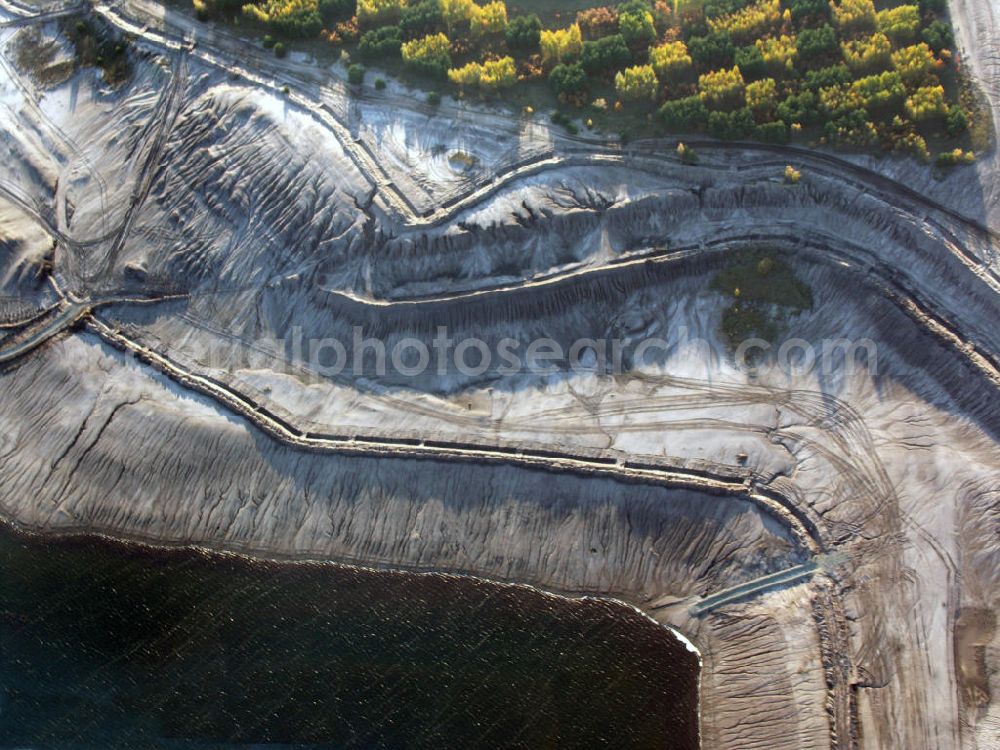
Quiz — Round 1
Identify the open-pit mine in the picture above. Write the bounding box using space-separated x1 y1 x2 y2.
0 0 998 746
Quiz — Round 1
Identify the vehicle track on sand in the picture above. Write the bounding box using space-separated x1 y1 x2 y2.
0 25 115 238
79 51 187 283
0 41 185 254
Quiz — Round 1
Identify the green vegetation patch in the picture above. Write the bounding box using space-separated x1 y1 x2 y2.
61 16 133 86
190 0 984 163
711 251 812 349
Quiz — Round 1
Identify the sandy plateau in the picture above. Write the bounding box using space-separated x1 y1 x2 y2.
1 0 999 747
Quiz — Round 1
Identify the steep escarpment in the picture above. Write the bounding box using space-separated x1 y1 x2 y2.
0 336 806 596
0 330 836 746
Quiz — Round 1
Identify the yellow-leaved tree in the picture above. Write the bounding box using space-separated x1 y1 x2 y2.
242 0 322 35
401 32 452 77
698 66 745 108
756 34 797 73
649 41 692 80
448 56 517 89
906 85 947 120
841 32 891 73
745 77 777 116
440 0 475 29
540 24 582 65
470 0 507 36
708 0 781 43
830 0 876 33
891 42 941 84
614 64 659 101
876 5 920 43
356 0 406 26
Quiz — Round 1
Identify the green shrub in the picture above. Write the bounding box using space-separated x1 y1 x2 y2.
851 70 905 110
824 109 878 146
945 105 969 136
734 44 765 78
803 63 851 91
580 34 631 74
427 90 442 105
618 0 656 48
712 253 812 349
551 110 579 134
659 94 709 130
703 0 752 18
712 253 813 308
688 31 735 69
358 25 403 59
375 77 387 89
274 41 287 57
549 62 589 98
400 0 443 38
319 0 355 23
707 107 755 138
921 20 953 52
348 62 365 84
754 120 789 143
505 12 541 51
786 0 828 22
776 90 819 124
796 25 836 64
935 148 975 167
262 34 276 48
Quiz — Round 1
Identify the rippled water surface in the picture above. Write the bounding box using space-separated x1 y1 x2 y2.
0 526 698 749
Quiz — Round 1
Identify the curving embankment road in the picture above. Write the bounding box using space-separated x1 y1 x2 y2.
84 313 825 552
0 299 89 364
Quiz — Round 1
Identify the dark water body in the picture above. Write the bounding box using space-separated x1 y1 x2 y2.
0 525 699 749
